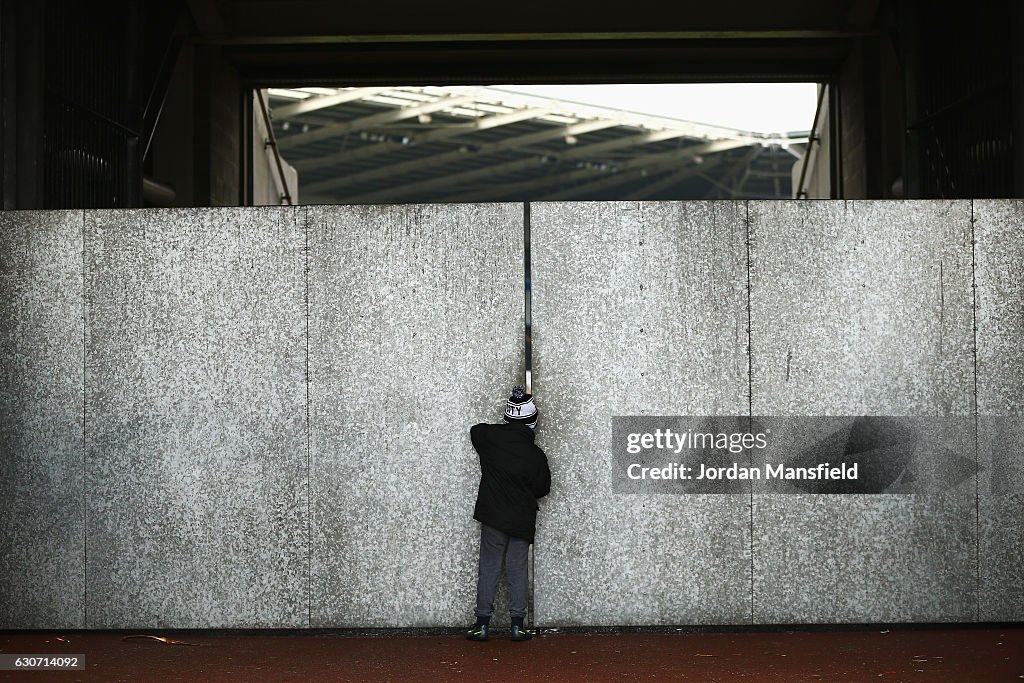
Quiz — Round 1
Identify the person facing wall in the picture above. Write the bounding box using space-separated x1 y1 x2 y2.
466 386 551 642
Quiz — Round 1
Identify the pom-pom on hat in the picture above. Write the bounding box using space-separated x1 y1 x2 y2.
504 385 538 428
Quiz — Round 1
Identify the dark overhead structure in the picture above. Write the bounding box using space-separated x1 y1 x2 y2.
0 0 1021 208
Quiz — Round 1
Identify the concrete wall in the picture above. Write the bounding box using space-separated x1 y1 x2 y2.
0 203 523 630
0 211 84 628
307 204 523 627
84 208 307 628
1 200 1023 628
748 200 975 623
975 200 1024 622
531 202 752 626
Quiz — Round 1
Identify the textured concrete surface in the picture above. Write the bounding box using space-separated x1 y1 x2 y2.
750 494 976 623
84 208 307 628
746 415 976 495
749 200 976 623
307 204 524 628
532 201 751 626
974 199 1024 622
0 211 85 629
1 200 1016 630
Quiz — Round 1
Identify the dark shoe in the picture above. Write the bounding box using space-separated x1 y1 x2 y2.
466 624 488 641
510 625 533 641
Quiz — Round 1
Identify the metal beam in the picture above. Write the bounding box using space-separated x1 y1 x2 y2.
729 146 764 195
298 193 339 205
196 30 873 47
535 155 724 201
698 146 761 198
457 106 556 131
295 106 557 176
624 157 726 200
699 171 738 197
438 139 749 203
694 145 759 199
339 132 751 203
302 116 615 195
746 167 792 178
277 94 478 150
534 169 661 201
783 144 804 159
273 87 389 118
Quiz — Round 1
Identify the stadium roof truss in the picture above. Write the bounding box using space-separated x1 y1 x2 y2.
266 86 810 204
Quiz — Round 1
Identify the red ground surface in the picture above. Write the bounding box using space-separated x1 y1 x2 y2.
2 627 1023 682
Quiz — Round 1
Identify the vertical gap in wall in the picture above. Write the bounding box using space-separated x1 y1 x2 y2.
81 209 88 628
524 202 533 395
520 200 536 626
304 205 312 628
970 199 980 623
744 200 755 625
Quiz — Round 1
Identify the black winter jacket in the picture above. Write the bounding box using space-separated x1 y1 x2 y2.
470 422 551 543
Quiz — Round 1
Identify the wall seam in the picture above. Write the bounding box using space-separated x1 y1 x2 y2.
524 201 535 627
970 198 980 623
81 208 88 629
744 200 755 626
524 202 533 395
304 205 311 629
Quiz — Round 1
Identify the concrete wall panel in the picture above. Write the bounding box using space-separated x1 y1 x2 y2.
532 201 751 626
308 204 524 628
0 199 1011 629
749 200 976 623
84 208 307 628
0 211 85 629
974 199 1024 621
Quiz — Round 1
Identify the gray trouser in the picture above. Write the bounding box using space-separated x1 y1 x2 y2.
474 523 529 620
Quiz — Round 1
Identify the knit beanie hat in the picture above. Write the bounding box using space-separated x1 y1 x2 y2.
503 385 538 429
